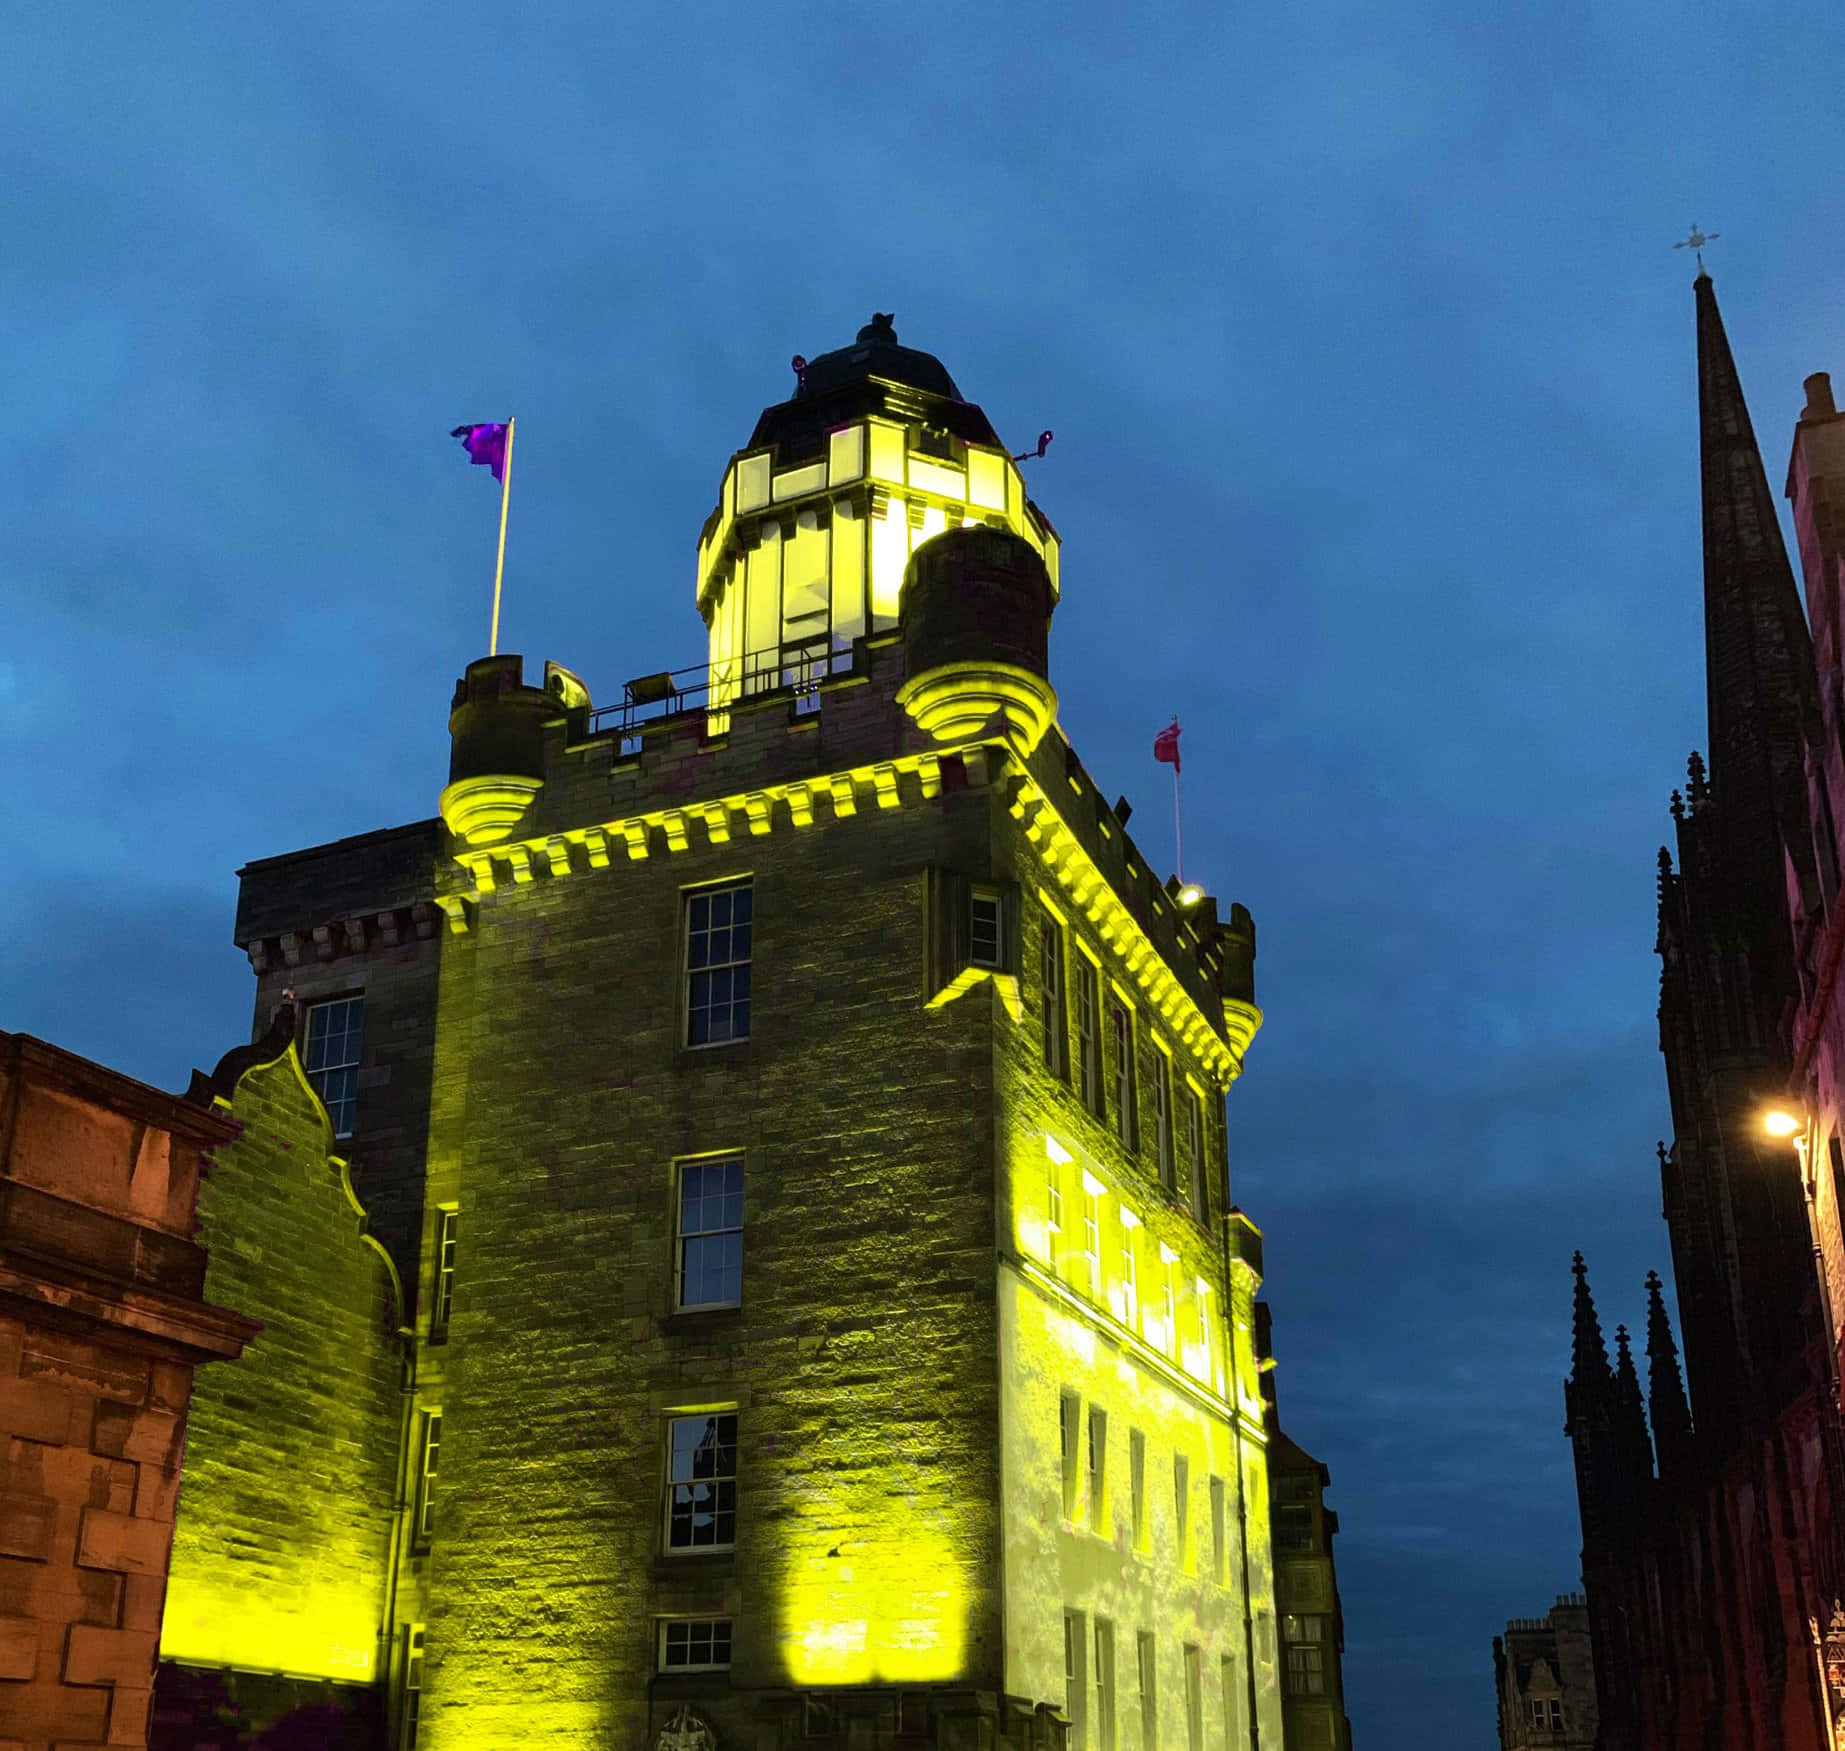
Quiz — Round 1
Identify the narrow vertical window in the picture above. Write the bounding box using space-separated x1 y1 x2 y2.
970 888 1003 970
1110 1001 1137 1150
1082 1185 1103 1297
1041 917 1068 1077
677 1156 744 1309
305 996 365 1138
1119 1214 1140 1330
1129 1430 1147 1550
1093 1619 1117 1751
431 1208 458 1336
1075 956 1104 1119
413 1410 441 1542
1184 1644 1204 1751
1087 1406 1108 1533
1219 1656 1238 1751
1281 1616 1327 1696
399 1624 425 1751
1186 1085 1207 1215
686 881 753 1046
1210 1476 1227 1583
1061 1392 1082 1520
1136 1630 1158 1751
666 1412 738 1550
1048 1161 1065 1236
1162 1248 1179 1358
1173 1453 1191 1568
1065 1610 1089 1749
1152 1043 1174 1188
1195 1280 1212 1362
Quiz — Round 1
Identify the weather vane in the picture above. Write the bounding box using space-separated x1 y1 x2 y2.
1674 222 1719 272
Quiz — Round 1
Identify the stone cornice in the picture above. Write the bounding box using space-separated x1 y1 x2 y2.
435 746 988 928
1004 773 1261 1088
432 740 1260 1093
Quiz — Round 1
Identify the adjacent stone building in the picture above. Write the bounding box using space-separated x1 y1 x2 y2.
1491 1595 1595 1751
154 315 1310 1748
0 1029 257 1750
1566 275 1845 1747
1257 1306 1350 1751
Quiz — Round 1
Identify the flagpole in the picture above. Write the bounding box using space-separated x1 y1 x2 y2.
1172 765 1184 883
488 417 515 656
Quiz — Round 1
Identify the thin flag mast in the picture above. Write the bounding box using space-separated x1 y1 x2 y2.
450 418 516 655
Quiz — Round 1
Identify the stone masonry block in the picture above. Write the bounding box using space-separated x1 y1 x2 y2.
63 1623 160 1689
0 1613 38 1679
0 1490 58 1561
75 1507 169 1577
3 1376 76 1445
89 1405 180 1470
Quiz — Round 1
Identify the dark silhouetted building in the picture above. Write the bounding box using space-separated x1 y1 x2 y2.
1566 276 1845 1748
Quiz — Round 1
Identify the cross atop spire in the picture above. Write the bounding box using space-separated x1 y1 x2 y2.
1674 222 1719 275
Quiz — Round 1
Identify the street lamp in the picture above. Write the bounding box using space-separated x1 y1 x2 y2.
1764 1106 1804 1140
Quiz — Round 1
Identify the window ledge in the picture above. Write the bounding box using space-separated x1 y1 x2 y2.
652 1552 737 1580
661 1306 743 1336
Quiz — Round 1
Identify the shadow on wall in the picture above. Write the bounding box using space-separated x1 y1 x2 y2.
150 1665 384 1751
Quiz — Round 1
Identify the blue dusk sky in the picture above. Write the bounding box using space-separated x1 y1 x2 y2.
6 7 1844 1744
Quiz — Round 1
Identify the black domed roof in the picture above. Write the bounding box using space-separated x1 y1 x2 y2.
795 313 962 402
747 313 1001 460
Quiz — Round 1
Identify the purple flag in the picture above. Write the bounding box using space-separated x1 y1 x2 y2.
451 422 509 483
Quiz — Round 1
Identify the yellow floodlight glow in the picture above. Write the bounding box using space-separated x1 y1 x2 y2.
1176 883 1205 907
1762 1106 1803 1139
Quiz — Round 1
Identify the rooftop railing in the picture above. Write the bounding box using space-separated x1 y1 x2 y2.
587 635 854 751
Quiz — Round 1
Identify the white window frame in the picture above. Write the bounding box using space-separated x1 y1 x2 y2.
675 1155 744 1310
970 887 1004 971
305 994 365 1138
665 1411 739 1552
659 1617 734 1672
413 1409 441 1543
431 1207 457 1335
1119 1213 1140 1330
398 1623 425 1751
685 880 753 1048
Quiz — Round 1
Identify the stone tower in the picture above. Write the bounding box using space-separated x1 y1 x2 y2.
159 316 1285 1750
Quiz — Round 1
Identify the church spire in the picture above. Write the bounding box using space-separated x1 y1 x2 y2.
1645 1268 1696 1482
1612 1324 1655 1483
1693 271 1819 874
1571 1250 1612 1389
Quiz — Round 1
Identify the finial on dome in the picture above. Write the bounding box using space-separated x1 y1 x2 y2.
858 312 897 345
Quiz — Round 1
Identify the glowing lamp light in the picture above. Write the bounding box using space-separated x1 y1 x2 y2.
1176 883 1205 908
1762 1107 1803 1140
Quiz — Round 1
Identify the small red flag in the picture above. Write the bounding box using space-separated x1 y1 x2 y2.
1153 718 1181 775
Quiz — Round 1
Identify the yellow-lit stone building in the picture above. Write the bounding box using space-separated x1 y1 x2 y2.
155 317 1293 1749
